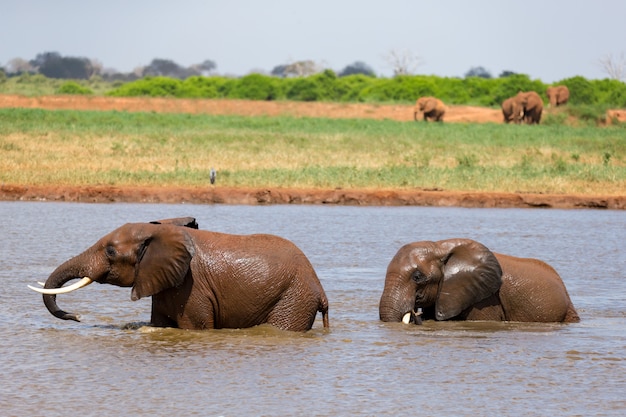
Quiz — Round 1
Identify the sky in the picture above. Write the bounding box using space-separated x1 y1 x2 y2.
2 0 625 82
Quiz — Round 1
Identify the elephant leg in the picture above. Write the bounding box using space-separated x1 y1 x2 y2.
265 287 324 331
151 288 216 329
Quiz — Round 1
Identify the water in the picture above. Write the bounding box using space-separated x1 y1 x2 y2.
1 202 624 416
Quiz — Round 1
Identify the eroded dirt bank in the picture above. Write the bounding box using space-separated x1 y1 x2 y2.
1 184 624 210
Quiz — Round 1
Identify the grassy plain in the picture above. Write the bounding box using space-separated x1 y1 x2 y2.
0 108 624 195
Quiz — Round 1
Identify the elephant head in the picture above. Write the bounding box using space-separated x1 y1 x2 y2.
29 217 197 322
546 85 570 107
514 91 543 124
379 239 503 323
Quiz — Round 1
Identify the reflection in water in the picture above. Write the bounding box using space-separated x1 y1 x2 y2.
1 202 625 415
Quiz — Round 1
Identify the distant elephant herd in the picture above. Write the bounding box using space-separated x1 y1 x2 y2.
414 85 570 124
30 217 579 332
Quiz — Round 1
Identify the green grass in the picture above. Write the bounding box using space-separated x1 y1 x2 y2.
0 108 624 195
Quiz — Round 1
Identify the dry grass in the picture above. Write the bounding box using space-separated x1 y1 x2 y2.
1 108 624 195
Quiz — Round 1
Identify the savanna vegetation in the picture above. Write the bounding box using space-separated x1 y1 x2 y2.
3 70 626 107
1 108 623 195
2 70 624 126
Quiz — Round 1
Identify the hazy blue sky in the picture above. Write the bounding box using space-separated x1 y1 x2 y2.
3 0 625 82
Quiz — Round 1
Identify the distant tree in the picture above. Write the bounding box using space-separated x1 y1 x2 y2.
271 60 322 78
29 52 62 70
189 59 217 76
198 59 217 74
34 53 94 79
143 59 186 78
6 57 34 74
383 49 424 76
465 66 492 79
598 52 625 81
499 70 517 78
338 61 376 77
271 64 289 77
90 59 103 77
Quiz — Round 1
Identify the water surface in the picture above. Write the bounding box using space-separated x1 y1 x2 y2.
1 202 624 415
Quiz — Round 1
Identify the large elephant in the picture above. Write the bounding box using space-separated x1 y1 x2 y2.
379 238 579 324
414 96 446 122
501 96 523 124
29 217 329 332
546 85 570 107
514 91 544 124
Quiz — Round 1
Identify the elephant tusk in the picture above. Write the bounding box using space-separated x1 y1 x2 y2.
28 277 94 295
402 308 424 325
37 282 45 286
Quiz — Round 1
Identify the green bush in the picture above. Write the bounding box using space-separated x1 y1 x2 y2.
358 76 439 102
56 81 93 95
559 76 597 105
107 76 183 97
591 78 626 107
180 76 229 98
87 71 626 108
226 73 279 100
334 74 375 101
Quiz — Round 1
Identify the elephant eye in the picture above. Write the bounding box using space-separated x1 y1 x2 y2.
105 245 116 258
411 270 427 283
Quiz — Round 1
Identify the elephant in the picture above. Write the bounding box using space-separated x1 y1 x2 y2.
501 96 523 124
546 85 570 107
414 96 446 122
514 91 544 124
29 217 329 332
379 238 579 324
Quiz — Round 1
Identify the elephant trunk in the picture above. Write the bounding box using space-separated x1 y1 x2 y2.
41 254 95 322
379 282 414 322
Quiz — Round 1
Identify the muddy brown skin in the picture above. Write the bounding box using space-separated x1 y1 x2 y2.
38 217 329 332
380 238 580 324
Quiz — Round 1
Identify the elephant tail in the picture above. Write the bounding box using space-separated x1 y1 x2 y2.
564 303 580 323
319 296 329 328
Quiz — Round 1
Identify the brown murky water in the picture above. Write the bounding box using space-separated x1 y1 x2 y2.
1 202 624 415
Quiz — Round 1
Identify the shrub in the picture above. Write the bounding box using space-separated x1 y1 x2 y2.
56 81 93 95
283 70 339 102
180 76 229 98
106 76 183 97
335 74 375 101
559 76 597 105
591 78 626 107
226 73 279 100
358 76 438 103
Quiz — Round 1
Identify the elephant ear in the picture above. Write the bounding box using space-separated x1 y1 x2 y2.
131 224 195 301
434 239 503 320
150 217 198 229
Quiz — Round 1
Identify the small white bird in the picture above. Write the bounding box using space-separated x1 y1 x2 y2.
209 167 216 185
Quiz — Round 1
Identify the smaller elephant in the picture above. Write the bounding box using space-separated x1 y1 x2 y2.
379 238 579 324
414 96 446 122
514 91 543 124
29 217 329 332
501 96 523 124
546 85 570 107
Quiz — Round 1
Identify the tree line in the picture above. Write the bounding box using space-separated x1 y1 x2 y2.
2 52 626 108
3 50 608 81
